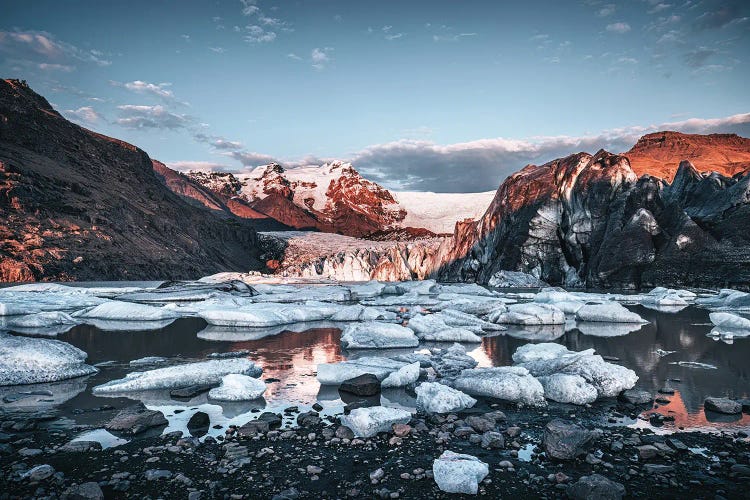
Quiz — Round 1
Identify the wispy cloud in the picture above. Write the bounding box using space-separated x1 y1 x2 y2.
0 29 111 70
109 80 187 105
597 4 616 17
194 133 244 150
167 161 234 172
606 22 632 34
115 105 191 130
64 106 101 124
311 47 333 70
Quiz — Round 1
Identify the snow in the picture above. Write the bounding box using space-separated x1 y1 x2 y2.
381 362 421 388
0 333 98 386
488 303 565 325
92 359 262 394
415 382 476 414
537 374 598 405
339 406 412 438
709 312 750 330
452 366 546 406
208 374 266 401
316 357 409 385
74 301 181 321
432 450 489 495
392 190 495 234
575 303 648 323
340 322 419 349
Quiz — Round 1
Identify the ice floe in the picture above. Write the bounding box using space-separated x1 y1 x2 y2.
0 333 97 386
575 303 647 323
316 357 409 385
488 303 565 325
407 314 481 342
381 362 421 388
452 366 546 406
199 302 337 327
339 406 412 437
488 270 548 288
340 322 419 349
415 382 476 414
696 289 750 311
709 312 750 330
92 359 262 394
74 301 181 322
432 451 489 495
0 289 107 316
537 374 598 405
208 374 266 401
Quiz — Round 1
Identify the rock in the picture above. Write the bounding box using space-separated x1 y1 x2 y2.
297 411 321 427
566 474 625 500
187 411 211 436
643 464 675 474
59 440 102 453
23 464 55 481
432 450 489 495
339 406 412 438
542 419 598 460
272 487 301 500
465 415 494 433
62 482 104 500
335 425 355 440
144 469 173 480
339 374 381 397
704 397 742 415
105 403 168 435
481 431 505 449
415 382 477 414
619 389 653 405
392 424 411 437
169 384 213 398
638 445 658 459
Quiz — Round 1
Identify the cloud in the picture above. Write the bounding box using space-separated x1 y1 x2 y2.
430 24 476 42
115 105 191 130
606 22 631 33
244 25 277 43
597 4 616 17
64 106 100 124
311 47 333 69
194 133 244 150
109 80 184 104
683 47 716 67
0 29 111 69
167 161 234 172
693 2 745 30
225 150 279 166
209 47 226 53
648 3 672 14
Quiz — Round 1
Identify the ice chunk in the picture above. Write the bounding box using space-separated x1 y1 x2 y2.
5 311 77 328
431 343 479 378
0 289 107 316
74 301 181 321
488 270 548 288
435 296 511 316
347 281 387 299
408 314 481 342
642 288 689 307
575 321 644 337
316 357 409 385
452 366 546 406
437 283 497 297
0 333 97 386
505 324 565 341
92 359 261 394
381 362 421 388
116 280 257 303
489 303 565 325
252 286 352 303
129 357 167 367
415 382 476 414
537 374 598 405
208 374 266 401
439 309 505 332
709 312 750 330
575 303 647 323
329 305 397 322
340 322 419 349
697 289 750 311
512 343 569 363
432 450 489 495
339 406 412 438
199 302 336 327
533 288 587 314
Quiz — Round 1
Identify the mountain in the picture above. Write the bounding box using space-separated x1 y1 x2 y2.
185 163 494 238
625 131 750 180
0 79 265 282
440 144 750 289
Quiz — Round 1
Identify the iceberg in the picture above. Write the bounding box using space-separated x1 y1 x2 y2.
208 374 266 401
575 303 647 323
316 357 409 385
537 374 598 405
199 302 337 327
488 303 565 325
0 333 97 386
432 451 489 495
74 301 181 321
339 406 412 437
574 321 644 337
340 322 419 349
0 289 107 316
408 314 481 342
488 270 547 288
709 312 750 330
697 289 750 311
381 362 421 388
642 287 690 307
452 366 546 406
92 358 262 394
329 304 397 322
430 343 479 378
415 382 476 414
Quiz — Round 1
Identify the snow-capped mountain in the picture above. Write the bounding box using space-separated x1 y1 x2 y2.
187 161 494 238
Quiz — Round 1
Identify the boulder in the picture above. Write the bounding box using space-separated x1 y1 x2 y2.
105 403 168 435
542 419 598 460
339 374 381 397
704 397 742 415
566 474 625 500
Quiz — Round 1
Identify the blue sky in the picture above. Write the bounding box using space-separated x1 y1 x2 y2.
1 0 749 191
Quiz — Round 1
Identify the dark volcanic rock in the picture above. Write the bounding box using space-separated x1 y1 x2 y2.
619 389 653 405
542 419 598 460
105 403 168 435
704 397 742 415
170 385 214 399
339 374 381 397
0 79 264 282
187 411 211 436
566 474 625 500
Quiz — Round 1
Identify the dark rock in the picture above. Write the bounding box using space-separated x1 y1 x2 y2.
566 474 625 500
170 385 213 399
105 403 168 435
481 431 505 449
59 440 102 453
187 411 210 436
62 482 104 500
312 402 324 412
272 487 301 500
335 426 355 440
465 415 494 433
731 464 750 477
238 420 269 436
643 464 675 474
542 419 598 460
339 374 381 397
23 464 55 481
704 397 742 415
297 411 321 427
257 412 283 428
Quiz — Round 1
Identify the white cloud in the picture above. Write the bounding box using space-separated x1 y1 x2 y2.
598 4 616 17
311 47 333 69
115 105 191 130
606 22 632 33
194 133 244 150
244 25 276 43
0 29 111 69
110 80 178 102
167 161 233 172
64 106 100 124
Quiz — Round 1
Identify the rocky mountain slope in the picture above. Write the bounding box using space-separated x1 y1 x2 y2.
186 163 494 238
0 79 265 282
440 140 750 289
625 131 750 181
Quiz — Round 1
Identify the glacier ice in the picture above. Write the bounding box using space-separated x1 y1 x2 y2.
432 450 489 495
199 302 337 327
339 406 412 437
92 359 262 394
340 322 419 349
452 366 546 406
208 374 266 401
407 314 481 342
575 303 647 323
709 312 750 330
488 303 565 325
0 333 97 386
537 373 598 405
316 357 409 385
74 301 181 321
381 362 421 388
415 382 476 414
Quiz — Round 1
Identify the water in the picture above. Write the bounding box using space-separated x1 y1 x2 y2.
2 300 749 444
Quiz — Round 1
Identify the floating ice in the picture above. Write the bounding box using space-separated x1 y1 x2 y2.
5 311 77 328
537 374 598 405
0 289 107 316
347 281 387 299
432 450 489 495
415 382 476 414
407 314 481 342
329 304 397 322
0 333 97 386
339 406 412 438
74 301 181 322
437 283 497 297
381 362 421 388
452 366 546 406
642 287 690 307
669 361 717 370
489 303 565 325
316 357 409 385
199 302 337 327
129 357 167 367
252 286 352 303
696 289 750 311
340 322 419 349
208 374 266 401
533 288 586 314
709 312 750 330
505 324 565 341
439 309 505 332
575 321 644 337
116 280 257 303
430 343 479 378
575 303 647 323
92 359 262 394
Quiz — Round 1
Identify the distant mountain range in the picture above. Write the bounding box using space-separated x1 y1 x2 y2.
1 79 748 286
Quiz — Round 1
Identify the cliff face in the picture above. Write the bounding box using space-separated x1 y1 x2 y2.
0 79 265 282
440 146 750 289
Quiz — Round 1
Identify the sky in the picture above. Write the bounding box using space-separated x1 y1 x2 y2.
1 0 749 192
